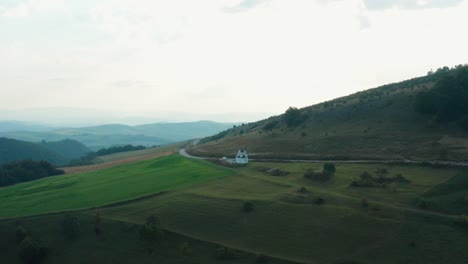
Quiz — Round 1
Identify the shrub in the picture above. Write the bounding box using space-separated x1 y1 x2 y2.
297 186 308 193
94 211 102 237
256 254 271 263
263 120 279 131
323 163 336 176
242 202 254 213
304 168 332 182
62 215 80 239
139 215 164 248
454 215 468 228
361 198 369 208
215 247 237 260
16 226 29 244
314 197 325 205
18 237 48 264
180 242 191 257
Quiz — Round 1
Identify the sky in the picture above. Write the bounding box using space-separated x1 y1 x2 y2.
1 0 468 125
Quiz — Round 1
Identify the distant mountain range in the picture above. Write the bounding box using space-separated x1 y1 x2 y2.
0 138 91 166
0 120 236 150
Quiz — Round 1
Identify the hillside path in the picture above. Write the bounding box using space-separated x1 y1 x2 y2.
179 148 468 167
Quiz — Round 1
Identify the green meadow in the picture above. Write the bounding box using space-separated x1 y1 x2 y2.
99 161 468 264
1 154 468 263
0 155 234 219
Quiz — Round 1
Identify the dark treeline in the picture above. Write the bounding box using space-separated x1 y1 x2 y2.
414 64 468 128
68 145 148 166
0 160 64 187
96 145 146 156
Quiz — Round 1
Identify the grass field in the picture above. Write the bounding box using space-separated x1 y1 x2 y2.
2 155 468 263
98 161 468 264
0 155 234 219
97 142 188 163
0 213 294 264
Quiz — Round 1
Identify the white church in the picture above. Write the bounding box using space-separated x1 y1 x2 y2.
235 149 249 164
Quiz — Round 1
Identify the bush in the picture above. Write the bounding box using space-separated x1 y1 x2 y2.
18 237 48 264
256 254 271 263
314 197 325 205
454 215 468 228
350 171 410 187
242 202 254 213
297 186 308 193
16 225 29 244
62 215 80 239
323 163 336 176
180 242 191 257
139 215 164 252
361 198 369 208
263 120 279 131
215 247 238 260
304 168 332 182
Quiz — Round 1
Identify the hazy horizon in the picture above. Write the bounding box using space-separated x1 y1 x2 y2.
2 0 468 125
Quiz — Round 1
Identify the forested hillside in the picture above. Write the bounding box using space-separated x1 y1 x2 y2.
0 138 91 166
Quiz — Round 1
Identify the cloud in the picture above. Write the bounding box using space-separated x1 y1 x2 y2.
364 0 463 10
224 0 270 13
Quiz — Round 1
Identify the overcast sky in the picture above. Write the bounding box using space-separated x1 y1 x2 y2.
1 0 468 124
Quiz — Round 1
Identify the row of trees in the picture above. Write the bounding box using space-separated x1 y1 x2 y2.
0 160 64 187
96 145 147 156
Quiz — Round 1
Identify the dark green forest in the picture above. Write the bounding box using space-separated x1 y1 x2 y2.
0 138 90 166
0 160 64 187
414 65 468 128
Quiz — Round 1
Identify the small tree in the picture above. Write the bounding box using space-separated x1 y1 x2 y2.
16 225 29 244
322 163 336 176
139 215 164 253
62 215 80 239
242 202 254 213
180 242 191 257
18 237 48 264
94 211 102 237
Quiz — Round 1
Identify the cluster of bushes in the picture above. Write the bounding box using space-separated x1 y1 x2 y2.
256 167 289 176
414 65 468 128
96 145 147 156
350 171 410 188
15 224 49 264
303 163 336 181
262 120 279 131
0 160 64 187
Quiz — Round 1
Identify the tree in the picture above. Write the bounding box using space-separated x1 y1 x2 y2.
139 215 164 253
322 163 336 176
62 215 80 239
94 211 102 237
242 202 254 213
284 107 306 127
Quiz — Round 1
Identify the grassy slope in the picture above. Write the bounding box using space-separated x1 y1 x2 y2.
0 213 294 264
0 155 234 219
190 71 468 161
99 161 468 264
97 141 188 163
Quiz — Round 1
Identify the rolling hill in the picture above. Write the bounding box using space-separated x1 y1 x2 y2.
189 66 468 161
0 121 235 150
0 138 91 166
